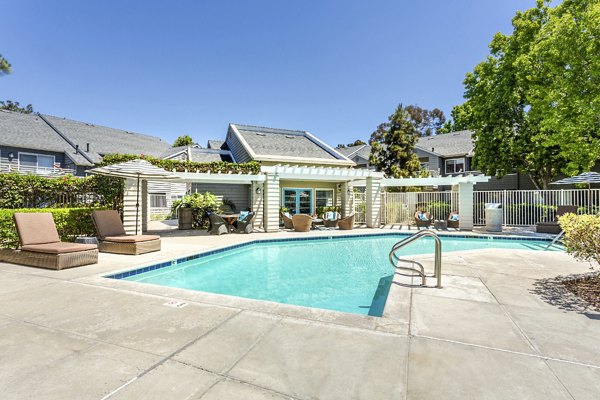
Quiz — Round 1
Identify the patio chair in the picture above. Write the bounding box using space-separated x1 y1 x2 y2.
280 212 294 229
536 205 578 234
0 213 98 270
233 211 255 234
414 211 432 229
292 214 312 232
447 212 460 229
338 214 355 230
208 213 229 235
323 211 339 228
91 210 161 255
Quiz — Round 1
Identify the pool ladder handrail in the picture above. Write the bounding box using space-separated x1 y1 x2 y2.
389 230 442 288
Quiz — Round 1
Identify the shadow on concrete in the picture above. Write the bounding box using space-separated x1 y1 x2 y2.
531 272 599 317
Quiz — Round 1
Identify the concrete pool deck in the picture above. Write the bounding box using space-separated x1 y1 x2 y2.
0 228 599 399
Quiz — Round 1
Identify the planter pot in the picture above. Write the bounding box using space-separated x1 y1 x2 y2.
178 207 193 230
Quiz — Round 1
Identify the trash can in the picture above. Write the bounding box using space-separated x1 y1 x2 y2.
178 207 193 230
485 203 503 232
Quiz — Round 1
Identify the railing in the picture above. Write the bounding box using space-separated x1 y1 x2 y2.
389 230 442 288
381 189 600 227
0 162 76 176
473 189 600 226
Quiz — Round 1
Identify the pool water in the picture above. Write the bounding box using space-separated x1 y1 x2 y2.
119 235 562 316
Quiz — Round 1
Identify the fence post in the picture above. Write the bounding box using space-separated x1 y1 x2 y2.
502 190 507 226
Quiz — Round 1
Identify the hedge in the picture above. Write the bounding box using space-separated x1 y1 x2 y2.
0 207 105 249
100 154 261 174
0 173 123 210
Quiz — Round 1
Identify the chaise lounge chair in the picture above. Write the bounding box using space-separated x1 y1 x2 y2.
536 205 578 234
233 211 255 234
414 211 432 229
281 212 294 229
91 210 161 255
292 214 312 232
0 213 98 270
338 214 355 230
208 213 229 235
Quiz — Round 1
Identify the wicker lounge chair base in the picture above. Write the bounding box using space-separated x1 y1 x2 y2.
338 214 355 230
0 248 98 270
98 239 161 255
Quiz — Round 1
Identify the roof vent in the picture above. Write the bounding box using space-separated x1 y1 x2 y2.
285 135 295 139
255 132 266 136
432 147 435 152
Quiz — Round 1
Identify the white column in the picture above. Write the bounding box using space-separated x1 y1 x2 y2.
122 178 142 235
263 174 280 232
458 181 474 231
366 177 382 228
340 181 352 217
251 181 265 230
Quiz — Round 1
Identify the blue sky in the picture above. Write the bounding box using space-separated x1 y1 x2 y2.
1 0 534 147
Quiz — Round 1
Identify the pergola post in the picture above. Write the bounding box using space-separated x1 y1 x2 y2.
458 181 474 231
340 181 352 217
141 180 148 233
251 181 265 230
122 178 142 235
263 173 280 232
366 177 382 228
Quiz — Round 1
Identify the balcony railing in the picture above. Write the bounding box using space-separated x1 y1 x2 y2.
0 161 76 176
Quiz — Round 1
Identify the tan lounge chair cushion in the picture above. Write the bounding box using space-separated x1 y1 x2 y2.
103 235 160 243
21 242 97 254
14 213 61 245
92 210 126 239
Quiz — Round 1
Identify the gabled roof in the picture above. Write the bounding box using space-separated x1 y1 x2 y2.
207 140 229 150
190 148 233 163
41 114 170 164
160 144 201 159
416 130 474 158
336 144 370 161
228 123 354 166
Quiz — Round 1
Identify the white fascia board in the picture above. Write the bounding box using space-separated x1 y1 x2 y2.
382 175 491 187
171 171 265 184
253 154 355 166
303 131 356 164
229 124 258 159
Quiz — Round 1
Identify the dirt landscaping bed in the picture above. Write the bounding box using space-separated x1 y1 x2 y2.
563 273 600 311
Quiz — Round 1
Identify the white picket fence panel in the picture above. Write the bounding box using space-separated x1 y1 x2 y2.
353 191 367 224
380 189 600 226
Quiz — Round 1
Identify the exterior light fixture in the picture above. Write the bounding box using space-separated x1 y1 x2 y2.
8 152 14 161
256 186 263 194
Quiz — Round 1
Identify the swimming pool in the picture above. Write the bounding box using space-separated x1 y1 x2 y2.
108 234 562 316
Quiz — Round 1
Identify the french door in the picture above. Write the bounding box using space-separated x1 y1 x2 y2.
282 189 312 215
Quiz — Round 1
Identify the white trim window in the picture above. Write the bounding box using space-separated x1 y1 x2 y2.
315 189 334 208
149 193 168 208
445 158 465 174
18 153 55 173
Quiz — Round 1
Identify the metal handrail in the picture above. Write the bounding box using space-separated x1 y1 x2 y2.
389 230 442 288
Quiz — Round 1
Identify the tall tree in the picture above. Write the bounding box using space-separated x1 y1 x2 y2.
455 0 600 189
337 139 366 148
0 54 10 75
172 135 195 147
369 104 422 178
0 100 33 114
405 105 446 136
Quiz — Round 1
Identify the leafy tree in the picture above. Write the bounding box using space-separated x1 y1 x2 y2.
0 54 10 75
438 103 475 133
0 100 33 114
454 0 600 189
405 105 446 136
337 139 366 148
172 135 194 147
369 104 422 178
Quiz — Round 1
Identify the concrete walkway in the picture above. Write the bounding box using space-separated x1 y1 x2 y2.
0 229 599 399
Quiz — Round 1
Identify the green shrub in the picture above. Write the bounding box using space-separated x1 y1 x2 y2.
0 207 105 248
100 154 261 174
172 192 219 229
425 201 451 220
0 173 123 210
559 213 600 268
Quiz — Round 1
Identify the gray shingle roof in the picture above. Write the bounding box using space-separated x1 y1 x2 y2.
0 110 69 153
42 114 170 164
232 124 345 161
190 148 233 163
207 140 229 150
336 144 370 161
416 130 474 157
